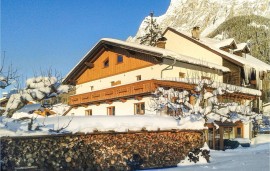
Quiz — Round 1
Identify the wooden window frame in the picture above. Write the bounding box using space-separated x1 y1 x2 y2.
136 75 141 81
103 58 109 68
85 109 92 116
107 106 115 116
201 76 211 80
235 126 243 138
116 55 123 64
134 102 145 115
90 86 94 91
179 72 185 78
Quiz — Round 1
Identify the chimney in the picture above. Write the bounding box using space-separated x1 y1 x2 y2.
191 26 200 40
156 37 167 49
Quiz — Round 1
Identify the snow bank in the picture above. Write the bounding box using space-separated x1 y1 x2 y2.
251 134 270 146
0 115 206 137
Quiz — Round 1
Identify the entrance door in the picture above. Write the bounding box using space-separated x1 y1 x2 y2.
215 128 221 150
208 128 214 149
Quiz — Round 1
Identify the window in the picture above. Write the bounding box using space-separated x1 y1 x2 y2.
136 75 141 81
134 102 145 115
85 109 92 116
179 72 185 78
103 58 109 68
107 106 115 116
111 81 115 86
201 76 211 80
117 55 123 63
111 80 121 86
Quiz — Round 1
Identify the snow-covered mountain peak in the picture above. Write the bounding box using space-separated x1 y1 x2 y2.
128 0 270 42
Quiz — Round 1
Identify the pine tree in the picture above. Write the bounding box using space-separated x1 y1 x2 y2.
137 12 162 46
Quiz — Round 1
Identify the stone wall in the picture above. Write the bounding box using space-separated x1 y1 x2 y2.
1 130 204 171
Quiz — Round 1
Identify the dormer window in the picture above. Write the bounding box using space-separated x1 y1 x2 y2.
103 58 109 68
117 55 123 63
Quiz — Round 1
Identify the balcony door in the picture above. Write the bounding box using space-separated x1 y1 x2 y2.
107 106 115 116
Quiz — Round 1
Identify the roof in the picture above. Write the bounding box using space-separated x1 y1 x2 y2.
212 38 237 49
164 27 270 72
234 43 250 53
63 38 230 84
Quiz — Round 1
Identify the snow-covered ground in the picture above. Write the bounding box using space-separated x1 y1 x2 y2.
143 134 270 171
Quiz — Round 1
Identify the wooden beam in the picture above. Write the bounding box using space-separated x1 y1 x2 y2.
81 104 88 108
105 100 113 105
135 96 143 101
93 102 100 106
84 61 94 69
119 98 127 103
103 44 114 50
126 49 136 55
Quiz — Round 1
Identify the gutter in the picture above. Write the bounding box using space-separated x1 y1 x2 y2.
161 57 177 79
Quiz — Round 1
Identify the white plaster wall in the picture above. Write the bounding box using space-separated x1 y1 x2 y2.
263 104 270 114
243 122 251 139
164 31 223 66
76 62 223 95
161 60 223 82
76 65 161 94
67 96 157 116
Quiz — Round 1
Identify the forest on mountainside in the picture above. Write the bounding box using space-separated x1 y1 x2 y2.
208 15 270 64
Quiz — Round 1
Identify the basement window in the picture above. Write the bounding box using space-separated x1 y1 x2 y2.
103 58 109 68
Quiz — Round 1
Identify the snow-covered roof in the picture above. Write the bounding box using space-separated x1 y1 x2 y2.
212 38 236 49
165 28 270 73
234 43 250 52
199 38 270 72
63 38 230 84
102 38 230 72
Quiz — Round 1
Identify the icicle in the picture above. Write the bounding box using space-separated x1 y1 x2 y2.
255 68 260 89
243 65 251 84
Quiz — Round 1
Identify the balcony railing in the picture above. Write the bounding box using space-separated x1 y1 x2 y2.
69 80 157 106
69 79 260 106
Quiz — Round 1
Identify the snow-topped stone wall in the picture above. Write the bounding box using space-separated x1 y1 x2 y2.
1 130 204 170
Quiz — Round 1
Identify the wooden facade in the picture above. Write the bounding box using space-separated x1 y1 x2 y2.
77 50 158 84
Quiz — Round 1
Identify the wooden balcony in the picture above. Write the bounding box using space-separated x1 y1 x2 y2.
69 79 258 106
69 80 157 106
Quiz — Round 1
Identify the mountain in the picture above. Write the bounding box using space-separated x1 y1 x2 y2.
128 0 270 42
208 15 270 63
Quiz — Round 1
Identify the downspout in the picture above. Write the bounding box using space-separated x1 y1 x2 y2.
161 57 177 79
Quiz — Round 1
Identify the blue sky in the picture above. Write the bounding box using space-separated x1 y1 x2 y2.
1 0 170 84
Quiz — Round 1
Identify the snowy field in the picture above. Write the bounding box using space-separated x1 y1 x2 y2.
144 134 270 171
